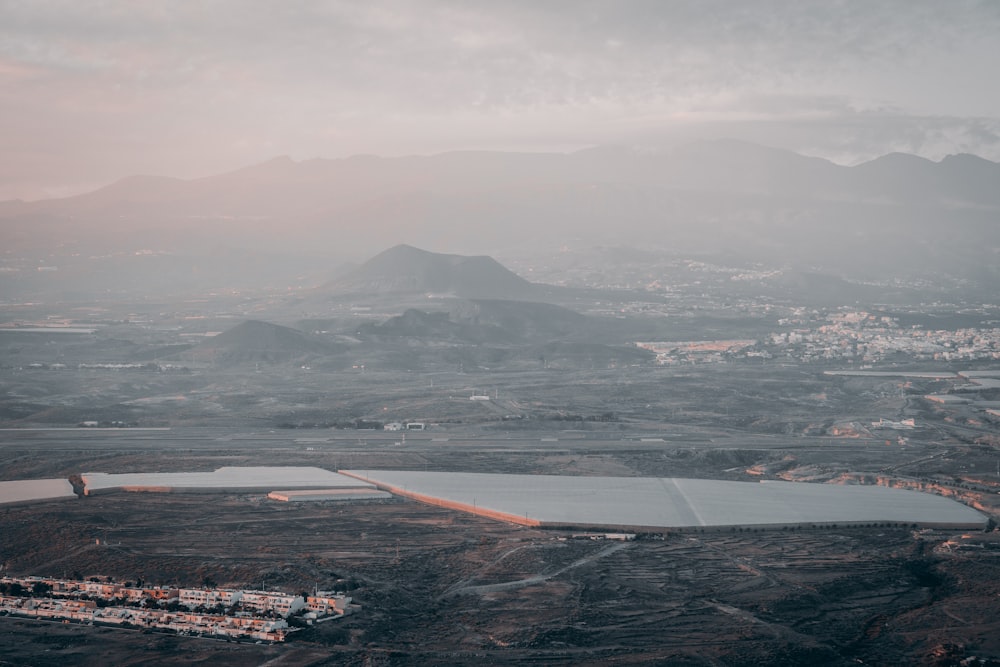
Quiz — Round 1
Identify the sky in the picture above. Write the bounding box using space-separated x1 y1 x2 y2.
1 0 999 200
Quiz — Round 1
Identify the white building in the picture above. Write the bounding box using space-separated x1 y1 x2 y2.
121 586 179 603
84 581 122 599
179 588 242 608
306 593 353 616
238 591 305 617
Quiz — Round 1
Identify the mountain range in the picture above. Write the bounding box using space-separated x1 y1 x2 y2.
6 140 999 217
2 139 998 298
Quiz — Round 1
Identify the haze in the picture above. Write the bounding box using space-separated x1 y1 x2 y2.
3 4 1000 664
3 0 1000 200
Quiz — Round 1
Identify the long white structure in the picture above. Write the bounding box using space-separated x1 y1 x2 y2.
0 479 76 506
82 467 373 495
341 470 989 531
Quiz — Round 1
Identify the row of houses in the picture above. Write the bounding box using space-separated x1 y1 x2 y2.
0 576 355 620
178 588 312 617
0 576 174 601
0 596 291 642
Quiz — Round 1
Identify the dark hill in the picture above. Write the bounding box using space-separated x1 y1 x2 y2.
358 299 592 345
358 308 516 345
325 245 537 299
449 299 587 340
185 320 342 365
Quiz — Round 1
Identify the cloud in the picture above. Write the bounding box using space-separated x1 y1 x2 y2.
0 0 998 198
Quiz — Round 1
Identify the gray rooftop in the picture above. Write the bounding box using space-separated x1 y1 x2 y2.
342 470 988 530
82 467 372 495
0 479 77 506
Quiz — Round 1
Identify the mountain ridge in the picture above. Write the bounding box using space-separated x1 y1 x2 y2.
6 140 998 210
4 139 998 298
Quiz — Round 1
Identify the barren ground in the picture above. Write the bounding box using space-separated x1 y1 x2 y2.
3 312 1000 665
1 432 1000 665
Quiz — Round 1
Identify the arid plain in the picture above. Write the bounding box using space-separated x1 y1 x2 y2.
3 247 1000 665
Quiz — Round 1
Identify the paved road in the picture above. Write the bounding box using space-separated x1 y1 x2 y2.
0 425 892 454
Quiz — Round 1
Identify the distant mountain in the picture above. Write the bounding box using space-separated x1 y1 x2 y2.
324 245 538 299
184 320 342 365
8 140 999 237
4 140 1000 298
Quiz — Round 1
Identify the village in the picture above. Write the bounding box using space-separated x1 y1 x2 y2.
0 575 357 642
636 309 1000 366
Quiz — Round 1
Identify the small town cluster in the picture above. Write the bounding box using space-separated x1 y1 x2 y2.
768 311 1000 364
0 576 356 642
639 310 1000 365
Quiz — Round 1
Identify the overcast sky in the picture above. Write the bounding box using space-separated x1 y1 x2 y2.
2 0 999 200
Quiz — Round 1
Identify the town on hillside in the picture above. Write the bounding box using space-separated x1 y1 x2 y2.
0 575 357 643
